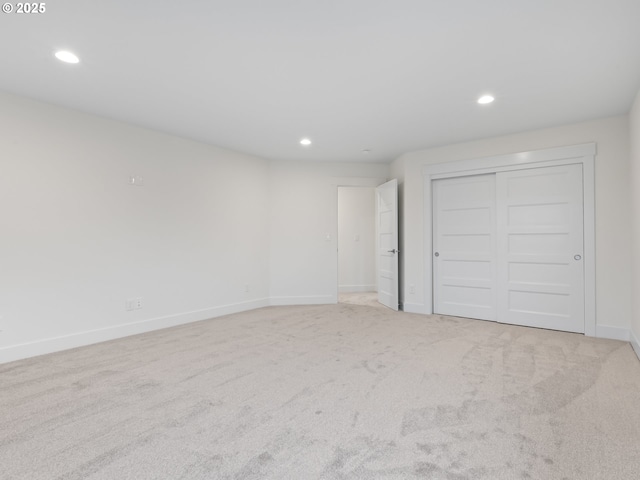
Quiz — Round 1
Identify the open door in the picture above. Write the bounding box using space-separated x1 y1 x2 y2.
376 179 399 310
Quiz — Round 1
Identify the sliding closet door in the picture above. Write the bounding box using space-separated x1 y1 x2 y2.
496 164 584 333
433 174 497 320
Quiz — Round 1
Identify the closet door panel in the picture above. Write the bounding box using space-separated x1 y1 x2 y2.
496 164 584 333
433 174 497 320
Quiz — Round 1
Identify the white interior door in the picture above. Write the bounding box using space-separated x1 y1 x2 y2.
496 165 585 333
376 179 399 310
433 174 497 320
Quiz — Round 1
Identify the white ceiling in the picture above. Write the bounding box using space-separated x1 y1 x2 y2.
2 0 640 163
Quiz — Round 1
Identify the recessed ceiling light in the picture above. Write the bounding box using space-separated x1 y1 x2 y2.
300 138 312 146
477 95 495 105
55 51 80 64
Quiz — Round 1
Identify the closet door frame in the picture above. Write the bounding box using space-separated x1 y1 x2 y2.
422 143 596 337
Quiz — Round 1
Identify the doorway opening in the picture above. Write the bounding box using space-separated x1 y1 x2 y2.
337 186 377 307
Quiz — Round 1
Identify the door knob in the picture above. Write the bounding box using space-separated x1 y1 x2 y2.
388 249 399 254
574 254 582 261
434 252 440 257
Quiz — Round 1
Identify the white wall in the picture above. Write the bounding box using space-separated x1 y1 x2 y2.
0 92 390 363
338 187 376 293
269 160 388 305
0 92 270 363
391 116 632 338
629 89 640 355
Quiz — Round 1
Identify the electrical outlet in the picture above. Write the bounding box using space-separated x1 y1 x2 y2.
128 175 144 186
409 284 416 294
126 298 143 311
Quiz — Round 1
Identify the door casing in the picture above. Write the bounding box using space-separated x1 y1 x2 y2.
330 176 388 304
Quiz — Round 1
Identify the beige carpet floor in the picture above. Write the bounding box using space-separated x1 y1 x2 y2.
339 292 384 309
1 303 640 479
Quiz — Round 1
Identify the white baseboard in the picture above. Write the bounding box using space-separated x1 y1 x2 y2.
5 297 639 366
338 285 376 293
403 302 427 314
0 298 270 365
595 325 630 342
269 295 335 306
631 329 640 362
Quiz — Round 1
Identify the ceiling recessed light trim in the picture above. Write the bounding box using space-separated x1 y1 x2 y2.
55 50 80 64
300 138 312 146
477 94 495 105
